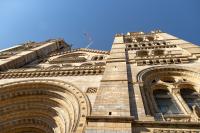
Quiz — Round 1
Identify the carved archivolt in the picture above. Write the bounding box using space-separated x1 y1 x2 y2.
0 79 90 133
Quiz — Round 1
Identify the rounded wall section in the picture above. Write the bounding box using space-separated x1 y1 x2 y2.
0 79 90 133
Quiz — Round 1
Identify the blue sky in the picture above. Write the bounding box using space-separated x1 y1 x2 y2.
0 0 200 50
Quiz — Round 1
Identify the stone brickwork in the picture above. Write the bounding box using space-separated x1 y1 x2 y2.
0 30 200 133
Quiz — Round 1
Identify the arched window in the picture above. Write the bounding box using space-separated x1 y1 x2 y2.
92 56 98 61
180 89 200 110
153 89 182 115
92 55 104 61
99 56 104 60
156 43 160 46
128 45 132 48
142 43 146 47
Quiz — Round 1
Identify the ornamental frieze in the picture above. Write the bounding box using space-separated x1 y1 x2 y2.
0 66 105 79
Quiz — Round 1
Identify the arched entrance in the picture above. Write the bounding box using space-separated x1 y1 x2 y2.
0 79 90 133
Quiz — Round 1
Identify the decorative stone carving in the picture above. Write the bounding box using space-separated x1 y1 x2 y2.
0 66 105 79
1 30 200 132
0 79 90 133
86 87 98 94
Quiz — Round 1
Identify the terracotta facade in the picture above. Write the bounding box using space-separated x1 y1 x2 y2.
0 31 200 133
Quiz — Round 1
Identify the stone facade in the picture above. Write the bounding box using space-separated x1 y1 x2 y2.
0 31 200 133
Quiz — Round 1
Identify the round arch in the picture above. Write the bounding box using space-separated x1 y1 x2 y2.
137 66 200 119
0 79 90 133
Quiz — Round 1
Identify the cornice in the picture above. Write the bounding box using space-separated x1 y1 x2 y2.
0 66 105 79
86 116 200 128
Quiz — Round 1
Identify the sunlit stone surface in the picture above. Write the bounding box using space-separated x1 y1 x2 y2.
0 31 200 133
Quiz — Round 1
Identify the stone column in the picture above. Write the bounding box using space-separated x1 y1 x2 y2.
172 89 192 114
